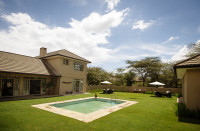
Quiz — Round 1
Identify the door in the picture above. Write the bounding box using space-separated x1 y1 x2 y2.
2 79 14 96
75 81 80 92
30 80 41 94
73 79 83 93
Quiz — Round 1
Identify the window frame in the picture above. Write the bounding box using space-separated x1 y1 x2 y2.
63 58 69 65
73 61 84 71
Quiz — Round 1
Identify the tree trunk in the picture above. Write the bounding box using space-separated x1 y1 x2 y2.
142 77 145 87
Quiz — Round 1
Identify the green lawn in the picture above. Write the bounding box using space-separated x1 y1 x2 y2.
0 92 199 131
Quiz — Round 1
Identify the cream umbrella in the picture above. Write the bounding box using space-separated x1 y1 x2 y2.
101 81 112 84
149 81 165 86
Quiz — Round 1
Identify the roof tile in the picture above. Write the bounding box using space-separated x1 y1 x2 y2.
40 49 91 63
0 51 60 76
175 54 200 68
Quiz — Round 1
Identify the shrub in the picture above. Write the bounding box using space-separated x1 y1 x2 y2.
114 89 126 92
175 103 200 119
87 89 126 93
177 93 182 98
145 91 155 94
87 89 102 93
172 93 182 97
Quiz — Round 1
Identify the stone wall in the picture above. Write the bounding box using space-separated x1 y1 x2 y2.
87 85 182 94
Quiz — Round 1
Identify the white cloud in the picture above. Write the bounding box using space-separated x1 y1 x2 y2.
105 0 120 10
170 40 200 62
163 36 179 44
132 20 155 31
0 10 128 65
171 45 188 61
161 56 171 63
109 42 183 63
69 9 128 35
137 43 181 56
168 36 179 41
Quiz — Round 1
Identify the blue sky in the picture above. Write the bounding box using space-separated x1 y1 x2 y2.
0 0 200 71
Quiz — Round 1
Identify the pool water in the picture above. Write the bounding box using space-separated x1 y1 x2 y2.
51 98 124 114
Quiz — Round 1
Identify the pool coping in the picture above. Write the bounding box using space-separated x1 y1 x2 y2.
31 97 138 123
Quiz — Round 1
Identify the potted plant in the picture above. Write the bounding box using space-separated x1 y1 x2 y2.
95 92 97 98
46 82 54 95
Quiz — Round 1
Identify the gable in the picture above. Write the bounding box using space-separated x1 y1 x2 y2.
39 49 91 63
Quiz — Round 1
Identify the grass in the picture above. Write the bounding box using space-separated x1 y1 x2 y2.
0 92 200 131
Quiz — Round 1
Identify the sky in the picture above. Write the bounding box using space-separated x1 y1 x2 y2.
0 0 200 72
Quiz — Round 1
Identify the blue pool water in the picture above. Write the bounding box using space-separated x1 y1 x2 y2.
51 98 124 114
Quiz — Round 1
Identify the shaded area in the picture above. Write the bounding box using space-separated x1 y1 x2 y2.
129 97 137 99
178 117 200 125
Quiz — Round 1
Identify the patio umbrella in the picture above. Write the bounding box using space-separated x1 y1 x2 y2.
149 81 165 86
101 81 112 84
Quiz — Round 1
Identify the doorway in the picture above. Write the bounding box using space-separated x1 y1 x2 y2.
2 79 14 96
30 80 41 94
73 79 83 93
75 81 80 92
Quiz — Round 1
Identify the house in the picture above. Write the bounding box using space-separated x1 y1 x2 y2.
133 76 143 87
174 54 200 110
0 47 91 97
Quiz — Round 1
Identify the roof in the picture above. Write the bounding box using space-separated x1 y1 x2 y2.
174 53 200 79
0 51 61 76
39 49 91 63
174 54 200 68
134 76 143 82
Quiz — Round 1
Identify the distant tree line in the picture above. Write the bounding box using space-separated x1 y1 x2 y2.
87 42 200 88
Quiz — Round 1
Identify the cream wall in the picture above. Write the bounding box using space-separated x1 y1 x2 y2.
46 57 88 95
0 72 51 96
183 69 200 110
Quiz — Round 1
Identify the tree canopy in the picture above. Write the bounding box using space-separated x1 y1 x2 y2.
185 42 200 57
87 57 181 88
126 57 162 86
87 67 110 85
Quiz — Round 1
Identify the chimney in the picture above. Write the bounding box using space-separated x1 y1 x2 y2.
40 47 47 57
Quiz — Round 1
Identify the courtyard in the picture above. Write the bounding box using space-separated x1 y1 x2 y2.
0 92 199 131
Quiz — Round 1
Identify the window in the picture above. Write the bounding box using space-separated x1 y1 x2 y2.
13 77 20 96
73 61 84 71
23 77 30 95
73 79 83 92
63 58 69 65
41 78 46 93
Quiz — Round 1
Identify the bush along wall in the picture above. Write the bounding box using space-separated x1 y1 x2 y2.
176 103 200 119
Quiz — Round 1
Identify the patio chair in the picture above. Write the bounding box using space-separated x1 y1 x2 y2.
155 91 162 97
107 89 114 94
165 91 171 98
103 89 107 94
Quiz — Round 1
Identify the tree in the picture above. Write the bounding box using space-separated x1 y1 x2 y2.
126 57 162 86
124 71 135 86
159 62 181 88
87 67 110 85
185 42 200 57
115 68 125 86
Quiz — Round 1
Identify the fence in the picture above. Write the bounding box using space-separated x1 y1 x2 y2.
87 85 182 94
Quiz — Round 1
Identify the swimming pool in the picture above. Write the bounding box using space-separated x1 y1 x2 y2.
51 98 124 114
32 97 137 123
